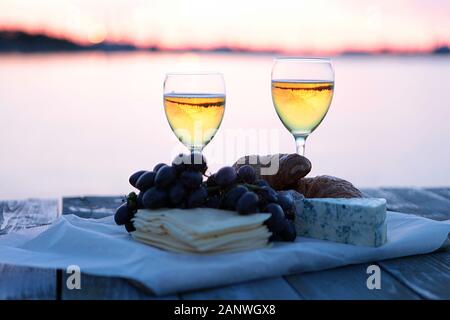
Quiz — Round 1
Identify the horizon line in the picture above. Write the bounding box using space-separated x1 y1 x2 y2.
1 28 449 56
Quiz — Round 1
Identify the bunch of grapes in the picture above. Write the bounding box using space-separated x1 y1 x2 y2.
114 153 297 242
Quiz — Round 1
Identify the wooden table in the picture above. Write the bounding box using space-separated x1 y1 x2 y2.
1 188 449 300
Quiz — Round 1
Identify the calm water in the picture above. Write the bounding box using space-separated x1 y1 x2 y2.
1 53 450 200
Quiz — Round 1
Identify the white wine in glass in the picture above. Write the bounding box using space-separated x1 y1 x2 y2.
271 58 334 155
163 73 225 152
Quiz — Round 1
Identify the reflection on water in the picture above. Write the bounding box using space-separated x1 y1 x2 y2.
1 53 450 199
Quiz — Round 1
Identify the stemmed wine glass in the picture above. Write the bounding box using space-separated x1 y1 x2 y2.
163 73 226 153
271 58 334 156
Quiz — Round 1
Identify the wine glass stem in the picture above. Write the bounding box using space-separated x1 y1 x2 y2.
190 146 203 154
295 135 307 156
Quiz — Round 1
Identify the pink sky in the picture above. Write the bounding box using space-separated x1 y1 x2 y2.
0 0 449 52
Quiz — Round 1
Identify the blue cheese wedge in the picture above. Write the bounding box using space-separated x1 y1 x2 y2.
295 198 387 247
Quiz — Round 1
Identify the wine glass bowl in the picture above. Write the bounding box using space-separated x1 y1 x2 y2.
163 73 226 152
271 58 334 155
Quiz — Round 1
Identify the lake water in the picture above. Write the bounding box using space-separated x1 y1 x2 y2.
1 53 450 200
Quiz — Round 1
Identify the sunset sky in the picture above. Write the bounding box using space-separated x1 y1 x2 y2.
1 0 449 53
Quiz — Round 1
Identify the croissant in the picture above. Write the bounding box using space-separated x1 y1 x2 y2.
297 175 363 198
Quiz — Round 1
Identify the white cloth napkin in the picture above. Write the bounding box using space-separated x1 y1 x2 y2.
0 211 449 295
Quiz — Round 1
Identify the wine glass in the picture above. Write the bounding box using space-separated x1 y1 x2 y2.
163 73 226 153
271 58 334 156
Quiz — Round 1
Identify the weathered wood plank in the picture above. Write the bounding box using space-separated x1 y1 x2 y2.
363 188 450 299
0 199 59 300
61 273 177 300
378 251 450 300
1 198 59 234
285 263 420 300
362 188 450 220
0 265 57 300
181 277 302 300
425 188 450 201
62 196 122 219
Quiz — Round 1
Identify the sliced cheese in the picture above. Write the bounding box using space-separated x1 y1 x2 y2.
131 208 271 254
135 208 270 237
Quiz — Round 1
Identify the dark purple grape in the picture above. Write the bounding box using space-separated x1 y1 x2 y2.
169 182 187 205
237 165 256 184
186 186 208 208
277 193 295 212
135 171 156 191
172 152 207 173
129 170 146 188
269 233 284 242
215 166 237 187
187 152 208 173
284 211 295 221
204 195 221 209
172 153 187 173
114 203 134 225
258 186 278 204
125 221 136 233
255 179 270 188
206 174 217 187
153 163 167 173
177 201 188 209
137 191 144 209
264 203 286 233
222 185 248 210
180 170 203 189
142 187 168 209
236 191 259 215
280 220 297 242
154 166 177 188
